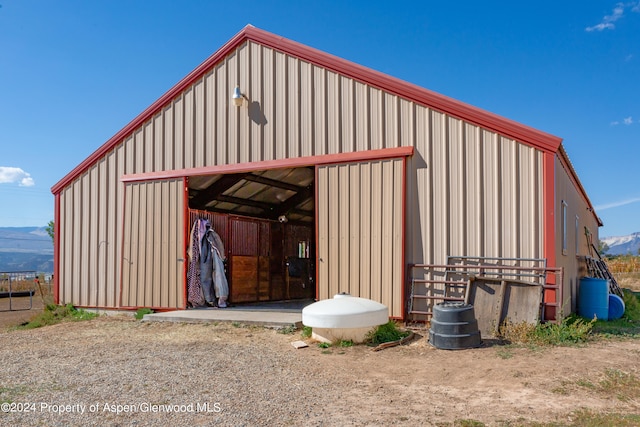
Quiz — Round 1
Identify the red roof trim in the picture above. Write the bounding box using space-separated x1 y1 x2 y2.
121 146 414 183
53 25 562 194
557 146 602 226
243 26 562 153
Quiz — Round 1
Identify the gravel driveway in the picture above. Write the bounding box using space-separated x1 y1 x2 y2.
1 316 639 426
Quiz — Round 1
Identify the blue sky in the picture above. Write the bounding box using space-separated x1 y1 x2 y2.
0 1 639 238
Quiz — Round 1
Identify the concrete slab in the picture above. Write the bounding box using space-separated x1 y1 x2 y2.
142 307 303 328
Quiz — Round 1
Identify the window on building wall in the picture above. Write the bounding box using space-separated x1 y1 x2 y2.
562 201 568 256
575 215 580 256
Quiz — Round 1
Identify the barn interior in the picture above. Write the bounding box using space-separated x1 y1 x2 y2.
187 167 315 305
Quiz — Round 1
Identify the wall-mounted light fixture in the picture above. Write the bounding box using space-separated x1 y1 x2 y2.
232 85 247 107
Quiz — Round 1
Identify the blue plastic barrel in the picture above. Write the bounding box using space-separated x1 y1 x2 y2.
578 277 609 320
608 294 625 320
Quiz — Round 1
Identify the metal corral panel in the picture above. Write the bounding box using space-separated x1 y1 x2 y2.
317 158 405 318
407 110 545 266
121 178 185 309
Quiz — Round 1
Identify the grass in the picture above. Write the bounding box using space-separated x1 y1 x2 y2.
591 289 640 336
497 287 640 346
595 368 640 402
135 307 154 320
276 324 298 334
15 303 98 330
498 315 595 347
365 320 410 346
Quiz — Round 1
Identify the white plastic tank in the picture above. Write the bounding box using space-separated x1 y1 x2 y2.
302 293 388 343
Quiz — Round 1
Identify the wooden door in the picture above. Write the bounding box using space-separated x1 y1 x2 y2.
229 217 270 303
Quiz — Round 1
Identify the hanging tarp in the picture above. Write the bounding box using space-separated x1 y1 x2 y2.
187 218 229 307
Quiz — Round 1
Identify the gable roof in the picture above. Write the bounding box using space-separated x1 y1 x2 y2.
52 25 563 194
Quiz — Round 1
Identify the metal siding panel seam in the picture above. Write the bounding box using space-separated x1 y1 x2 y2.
250 43 263 162
328 165 340 298
262 47 275 160
381 161 394 315
338 164 350 293
384 93 398 148
301 60 314 158
163 107 174 170
120 183 133 306
355 81 368 151
90 165 100 307
370 87 383 150
205 71 216 166
79 177 90 307
144 121 154 172
288 56 301 159
349 164 361 297
341 76 354 153
370 161 382 303
227 52 238 164
153 114 164 171
432 110 448 264
195 79 206 168
313 65 326 156
359 163 372 300
215 62 228 165
317 166 329 300
183 93 193 168
393 158 404 318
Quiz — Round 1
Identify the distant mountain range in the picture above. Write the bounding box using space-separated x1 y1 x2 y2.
0 227 53 273
601 232 640 256
0 226 636 273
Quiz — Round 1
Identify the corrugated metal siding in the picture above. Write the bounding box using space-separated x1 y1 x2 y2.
230 218 260 256
555 155 600 312
407 109 544 265
120 178 184 308
317 159 404 318
57 39 547 309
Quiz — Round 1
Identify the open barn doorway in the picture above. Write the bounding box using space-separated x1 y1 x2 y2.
186 167 315 307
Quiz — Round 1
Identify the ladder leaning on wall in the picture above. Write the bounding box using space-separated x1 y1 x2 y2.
584 227 623 298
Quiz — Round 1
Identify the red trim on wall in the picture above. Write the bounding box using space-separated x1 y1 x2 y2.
182 178 189 309
543 152 557 320
121 146 414 183
313 166 320 301
53 193 60 304
52 25 562 196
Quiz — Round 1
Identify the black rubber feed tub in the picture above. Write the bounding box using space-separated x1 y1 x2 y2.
428 302 482 350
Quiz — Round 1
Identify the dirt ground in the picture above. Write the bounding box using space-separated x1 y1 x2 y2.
1 301 639 426
0 295 44 327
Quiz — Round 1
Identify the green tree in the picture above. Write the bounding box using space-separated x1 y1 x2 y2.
45 220 54 243
598 239 609 254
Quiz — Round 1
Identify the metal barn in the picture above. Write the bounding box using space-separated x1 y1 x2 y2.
50 26 601 320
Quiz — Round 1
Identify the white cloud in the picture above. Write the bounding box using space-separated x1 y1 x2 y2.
595 197 640 211
611 116 636 125
586 2 640 32
0 167 35 187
